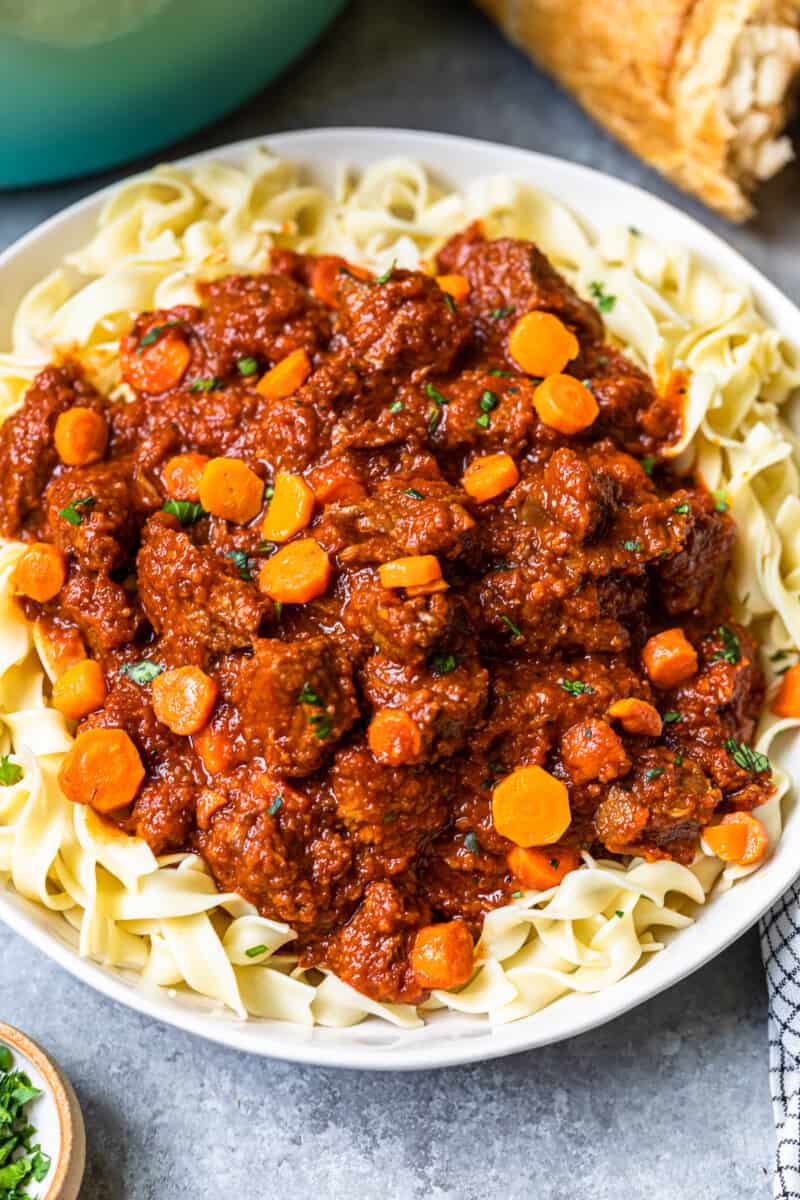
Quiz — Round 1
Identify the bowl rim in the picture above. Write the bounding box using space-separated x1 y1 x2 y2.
1 125 799 1071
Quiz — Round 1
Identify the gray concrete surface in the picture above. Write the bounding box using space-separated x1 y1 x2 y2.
1 1 798 1196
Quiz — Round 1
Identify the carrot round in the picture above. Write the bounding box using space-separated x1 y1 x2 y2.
257 538 331 604
310 257 369 307
507 845 582 891
54 407 108 467
193 723 235 776
607 697 663 737
492 765 571 847
163 452 210 502
58 728 144 813
152 666 218 736
367 708 423 766
642 628 698 689
703 812 768 866
436 274 470 303
13 543 67 603
198 457 264 524
509 311 579 377
52 659 107 722
462 453 519 503
771 663 800 718
411 921 474 990
122 326 191 394
379 555 442 590
255 348 312 400
261 472 315 543
534 374 598 435
308 462 366 503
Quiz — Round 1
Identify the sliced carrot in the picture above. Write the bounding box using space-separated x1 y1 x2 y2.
261 472 315 543
492 765 571 847
122 325 191 394
367 708 423 765
163 452 210 502
404 579 450 598
703 811 768 866
13 544 67 603
54 407 108 467
772 663 800 718
642 628 698 689
462 453 520 503
308 461 366 504
58 728 144 813
310 257 370 307
436 274 470 303
257 538 331 604
51 659 106 722
508 845 582 891
193 723 235 776
255 348 312 401
152 666 218 736
379 555 442 590
509 311 579 377
198 457 264 524
607 697 663 737
411 921 474 990
534 374 599 435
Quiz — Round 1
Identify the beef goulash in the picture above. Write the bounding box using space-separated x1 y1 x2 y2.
0 226 773 1003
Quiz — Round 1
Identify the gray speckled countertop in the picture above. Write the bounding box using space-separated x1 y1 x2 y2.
1 2 798 1196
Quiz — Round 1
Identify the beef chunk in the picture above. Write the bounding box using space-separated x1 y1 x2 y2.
60 570 139 652
47 460 145 573
653 491 735 615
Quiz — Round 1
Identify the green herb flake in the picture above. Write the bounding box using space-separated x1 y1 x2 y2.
489 368 515 378
309 713 333 740
162 498 207 525
644 767 664 781
713 489 729 513
0 756 22 787
475 412 491 429
589 281 616 313
375 260 397 285
489 305 516 320
0 1042 51 1198
189 376 220 393
549 858 559 869
464 832 480 854
425 382 449 408
119 660 162 685
237 356 259 376
711 625 741 665
621 539 641 553
641 455 656 477
480 390 499 413
298 682 320 705
136 320 181 354
511 890 523 899
389 400 404 414
268 793 284 817
245 944 268 958
559 678 595 696
58 495 95 526
428 407 442 434
724 737 770 774
257 541 277 555
404 488 425 500
500 614 523 639
673 502 690 515
226 549 252 581
443 293 456 314
674 751 684 766
616 909 625 918
431 652 459 676
662 710 682 724
273 600 283 619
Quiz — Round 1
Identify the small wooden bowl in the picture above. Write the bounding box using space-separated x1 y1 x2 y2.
0 1022 85 1200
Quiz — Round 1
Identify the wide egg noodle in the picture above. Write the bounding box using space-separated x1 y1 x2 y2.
0 152 797 1028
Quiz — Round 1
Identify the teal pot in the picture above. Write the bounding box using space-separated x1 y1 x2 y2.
0 0 346 187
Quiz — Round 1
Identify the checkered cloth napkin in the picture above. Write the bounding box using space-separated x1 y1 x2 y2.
762 878 800 1198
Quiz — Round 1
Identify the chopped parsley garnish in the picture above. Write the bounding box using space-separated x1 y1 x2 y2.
615 910 624 918
0 756 22 787
662 710 682 724
268 793 284 817
431 652 459 676
404 488 425 500
641 455 656 476
264 483 275 502
237 356 259 376
189 376 220 393
120 660 162 685
426 383 449 412
489 368 515 378
500 614 522 638
0 1042 50 1197
389 400 404 414
257 540 277 555
673 502 690 515
711 625 741 665
480 390 499 413
589 281 616 312
644 767 664 781
674 751 683 766
476 413 491 429
298 682 320 705
309 713 333 740
162 499 206 525
511 890 523 899
489 305 516 320
375 261 396 285
713 489 729 513
58 495 95 526
464 832 480 854
724 737 770 774
548 858 559 869
245 944 268 958
136 320 181 354
443 293 456 314
226 549 252 580
621 539 641 552
559 678 595 696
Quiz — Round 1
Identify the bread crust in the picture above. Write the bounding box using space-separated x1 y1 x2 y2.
477 0 800 219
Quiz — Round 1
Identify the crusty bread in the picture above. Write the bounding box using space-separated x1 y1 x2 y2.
477 0 800 220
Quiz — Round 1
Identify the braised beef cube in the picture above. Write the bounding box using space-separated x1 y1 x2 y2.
47 460 146 574
219 635 359 777
432 371 537 457
335 269 470 375
574 343 679 452
60 570 139 652
653 492 735 615
540 446 620 542
342 570 460 661
137 514 269 662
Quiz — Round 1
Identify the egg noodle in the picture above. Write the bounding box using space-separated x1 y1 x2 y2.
0 149 798 1029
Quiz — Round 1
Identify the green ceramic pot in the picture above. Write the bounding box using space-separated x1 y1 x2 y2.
0 0 346 187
